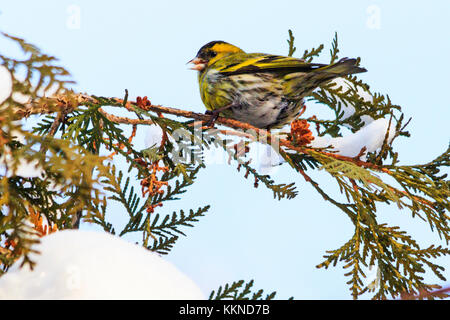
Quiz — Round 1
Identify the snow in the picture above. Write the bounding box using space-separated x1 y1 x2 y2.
258 116 396 171
0 230 205 299
309 118 396 160
145 124 165 148
0 65 12 104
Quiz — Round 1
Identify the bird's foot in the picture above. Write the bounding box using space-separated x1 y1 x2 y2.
204 104 235 128
204 110 220 128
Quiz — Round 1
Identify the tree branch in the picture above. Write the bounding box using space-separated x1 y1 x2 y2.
18 93 389 172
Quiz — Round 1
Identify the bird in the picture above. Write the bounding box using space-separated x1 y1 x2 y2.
188 41 367 129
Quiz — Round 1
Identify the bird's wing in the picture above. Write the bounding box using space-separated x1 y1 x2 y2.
217 54 327 76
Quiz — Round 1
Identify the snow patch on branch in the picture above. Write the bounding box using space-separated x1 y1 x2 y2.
310 118 396 160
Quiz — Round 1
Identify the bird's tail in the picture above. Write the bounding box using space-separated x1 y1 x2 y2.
285 58 366 99
319 57 367 77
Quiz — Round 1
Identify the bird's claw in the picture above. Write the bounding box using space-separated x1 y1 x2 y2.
205 110 220 128
204 104 235 128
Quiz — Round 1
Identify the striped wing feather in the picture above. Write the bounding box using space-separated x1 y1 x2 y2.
217 54 327 76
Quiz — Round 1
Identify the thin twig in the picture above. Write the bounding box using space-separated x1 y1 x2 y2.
98 108 154 125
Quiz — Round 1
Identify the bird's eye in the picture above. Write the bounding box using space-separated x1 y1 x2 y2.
210 51 217 58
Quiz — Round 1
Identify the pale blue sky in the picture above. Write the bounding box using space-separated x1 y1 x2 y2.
1 1 449 299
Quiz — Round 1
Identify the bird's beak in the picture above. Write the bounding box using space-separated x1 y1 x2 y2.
187 57 207 71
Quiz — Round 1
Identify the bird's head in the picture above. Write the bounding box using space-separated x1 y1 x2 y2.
188 41 244 72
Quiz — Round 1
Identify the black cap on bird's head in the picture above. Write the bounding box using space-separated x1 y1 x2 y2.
188 41 244 71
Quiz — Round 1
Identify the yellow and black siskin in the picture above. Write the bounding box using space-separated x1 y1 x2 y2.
189 41 367 129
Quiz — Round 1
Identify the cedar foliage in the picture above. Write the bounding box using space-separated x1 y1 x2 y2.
0 30 449 300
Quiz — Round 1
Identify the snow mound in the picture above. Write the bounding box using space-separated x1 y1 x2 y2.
0 230 204 300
